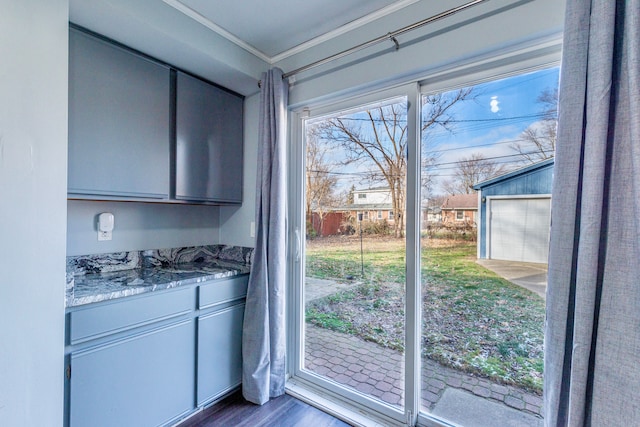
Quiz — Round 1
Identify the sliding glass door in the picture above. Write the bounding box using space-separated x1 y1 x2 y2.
290 66 558 426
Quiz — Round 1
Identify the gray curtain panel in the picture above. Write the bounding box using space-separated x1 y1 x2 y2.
544 1 640 426
242 68 288 405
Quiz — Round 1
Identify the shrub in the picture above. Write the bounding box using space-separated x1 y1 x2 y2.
306 220 317 239
423 221 477 241
340 217 392 236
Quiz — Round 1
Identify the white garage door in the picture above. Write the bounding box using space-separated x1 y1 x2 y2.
489 197 551 263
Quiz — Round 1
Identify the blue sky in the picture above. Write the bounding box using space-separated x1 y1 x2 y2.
307 66 560 196
424 66 560 190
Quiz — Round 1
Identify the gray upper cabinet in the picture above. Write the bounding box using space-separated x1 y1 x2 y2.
68 28 171 199
176 72 243 204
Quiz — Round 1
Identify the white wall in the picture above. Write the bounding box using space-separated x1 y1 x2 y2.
0 1 68 425
354 190 392 205
219 93 260 248
67 201 221 256
277 0 564 107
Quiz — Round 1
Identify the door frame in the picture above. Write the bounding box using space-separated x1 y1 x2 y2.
286 83 422 426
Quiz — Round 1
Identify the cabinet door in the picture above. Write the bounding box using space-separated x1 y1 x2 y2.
197 303 244 405
69 320 195 427
68 28 171 199
176 72 243 203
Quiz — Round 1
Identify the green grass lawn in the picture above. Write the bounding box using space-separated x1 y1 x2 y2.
305 236 545 393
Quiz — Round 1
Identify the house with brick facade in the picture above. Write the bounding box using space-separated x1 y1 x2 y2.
440 193 478 225
309 187 396 237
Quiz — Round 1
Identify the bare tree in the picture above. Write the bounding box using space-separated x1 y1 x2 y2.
306 135 338 237
314 103 407 237
511 87 558 163
311 89 473 238
421 88 474 200
441 153 506 195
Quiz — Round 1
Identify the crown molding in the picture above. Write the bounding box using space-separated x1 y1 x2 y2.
163 0 419 64
270 0 420 63
162 0 272 63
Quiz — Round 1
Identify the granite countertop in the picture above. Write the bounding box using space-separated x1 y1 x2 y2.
66 245 253 308
67 259 250 308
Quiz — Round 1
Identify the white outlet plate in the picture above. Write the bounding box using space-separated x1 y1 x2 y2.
98 230 112 241
250 221 256 238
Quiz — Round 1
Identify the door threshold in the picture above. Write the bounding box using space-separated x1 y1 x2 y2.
286 378 401 427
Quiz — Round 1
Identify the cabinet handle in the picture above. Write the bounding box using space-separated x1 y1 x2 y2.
66 365 71 380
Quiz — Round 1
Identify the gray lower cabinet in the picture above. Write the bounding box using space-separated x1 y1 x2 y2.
176 72 244 204
66 287 196 427
69 320 195 427
65 275 249 426
197 303 245 405
68 28 171 200
197 275 248 405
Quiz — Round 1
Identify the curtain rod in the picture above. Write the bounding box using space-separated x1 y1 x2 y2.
259 0 489 87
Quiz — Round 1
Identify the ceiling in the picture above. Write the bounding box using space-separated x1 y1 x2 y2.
163 0 418 61
69 0 421 95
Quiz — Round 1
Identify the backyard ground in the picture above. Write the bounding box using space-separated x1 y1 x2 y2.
305 235 545 393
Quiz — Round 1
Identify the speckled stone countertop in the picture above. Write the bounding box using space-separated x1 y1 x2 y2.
66 245 252 308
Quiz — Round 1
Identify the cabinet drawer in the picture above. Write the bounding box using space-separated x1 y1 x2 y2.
69 287 194 344
199 275 248 310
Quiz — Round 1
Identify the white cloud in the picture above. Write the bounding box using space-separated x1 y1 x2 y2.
490 96 500 113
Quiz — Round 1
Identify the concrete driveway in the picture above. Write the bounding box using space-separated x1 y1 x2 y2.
476 259 548 299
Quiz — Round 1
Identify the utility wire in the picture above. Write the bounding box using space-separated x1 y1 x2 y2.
307 148 551 178
323 112 552 124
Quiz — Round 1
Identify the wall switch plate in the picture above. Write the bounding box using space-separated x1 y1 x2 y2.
250 221 256 238
98 230 112 241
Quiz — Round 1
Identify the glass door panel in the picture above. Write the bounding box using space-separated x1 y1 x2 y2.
302 96 408 411
419 67 558 425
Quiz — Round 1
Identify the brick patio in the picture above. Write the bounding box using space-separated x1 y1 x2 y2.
304 324 543 420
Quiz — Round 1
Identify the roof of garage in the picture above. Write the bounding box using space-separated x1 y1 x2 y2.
473 158 554 191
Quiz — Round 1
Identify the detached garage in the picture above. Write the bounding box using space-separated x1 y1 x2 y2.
473 158 554 264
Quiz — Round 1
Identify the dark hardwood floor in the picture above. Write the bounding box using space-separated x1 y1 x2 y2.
178 391 353 427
